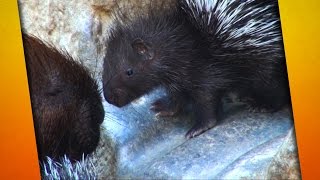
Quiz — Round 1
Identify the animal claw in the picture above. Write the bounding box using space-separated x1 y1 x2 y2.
185 120 216 139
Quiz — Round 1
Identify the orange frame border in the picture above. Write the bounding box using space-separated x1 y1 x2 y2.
278 0 320 179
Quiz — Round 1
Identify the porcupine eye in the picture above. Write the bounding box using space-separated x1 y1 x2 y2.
126 68 133 77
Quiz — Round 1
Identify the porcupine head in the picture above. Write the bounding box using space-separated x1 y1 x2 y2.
102 1 196 108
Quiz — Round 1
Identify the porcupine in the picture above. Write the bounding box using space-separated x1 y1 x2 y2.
23 34 104 161
102 0 291 139
24 34 117 179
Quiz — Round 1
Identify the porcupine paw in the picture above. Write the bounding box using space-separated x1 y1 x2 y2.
185 120 217 139
150 97 180 117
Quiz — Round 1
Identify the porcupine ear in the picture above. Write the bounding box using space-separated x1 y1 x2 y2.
132 38 155 60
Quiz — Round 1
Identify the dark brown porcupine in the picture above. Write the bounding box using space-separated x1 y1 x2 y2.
102 0 290 138
23 34 104 161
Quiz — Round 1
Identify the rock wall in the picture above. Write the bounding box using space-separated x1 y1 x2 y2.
18 0 175 78
19 0 116 78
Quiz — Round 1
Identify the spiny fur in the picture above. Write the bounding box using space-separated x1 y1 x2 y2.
41 128 117 179
181 0 283 51
103 0 290 138
41 155 97 180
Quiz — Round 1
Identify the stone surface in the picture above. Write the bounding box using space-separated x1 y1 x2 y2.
102 89 299 179
90 128 117 179
266 129 301 179
19 0 301 179
19 0 115 79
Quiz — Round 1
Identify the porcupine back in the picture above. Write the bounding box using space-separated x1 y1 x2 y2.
180 0 283 53
179 0 289 94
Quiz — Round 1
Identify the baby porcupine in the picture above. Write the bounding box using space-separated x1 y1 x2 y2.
103 0 290 138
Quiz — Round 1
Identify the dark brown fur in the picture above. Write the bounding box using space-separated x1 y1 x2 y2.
23 34 104 161
103 0 291 139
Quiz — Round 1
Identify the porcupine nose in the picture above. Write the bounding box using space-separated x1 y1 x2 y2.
108 95 116 105
103 87 116 105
